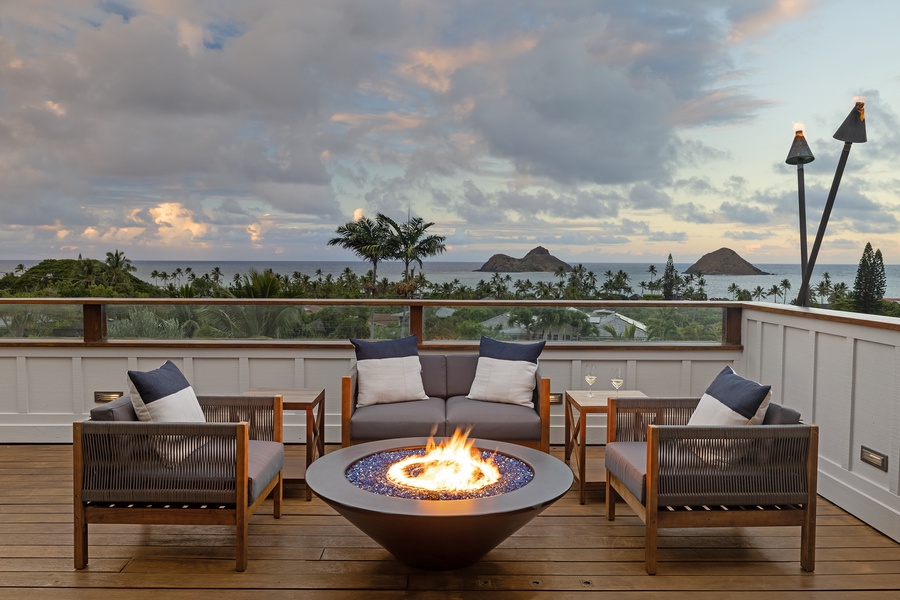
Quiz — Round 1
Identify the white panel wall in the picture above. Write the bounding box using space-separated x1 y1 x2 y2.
743 305 900 543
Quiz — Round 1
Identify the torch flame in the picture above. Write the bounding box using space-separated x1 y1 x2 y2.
386 429 501 492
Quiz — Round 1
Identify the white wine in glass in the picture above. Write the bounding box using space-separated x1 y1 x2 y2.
584 364 597 397
611 368 624 398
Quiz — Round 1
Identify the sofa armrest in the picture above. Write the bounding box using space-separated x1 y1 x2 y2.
341 365 358 447
198 395 283 443
74 420 250 505
534 367 551 453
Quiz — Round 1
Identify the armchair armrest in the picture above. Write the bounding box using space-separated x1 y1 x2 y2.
75 420 250 505
647 423 818 507
198 394 283 443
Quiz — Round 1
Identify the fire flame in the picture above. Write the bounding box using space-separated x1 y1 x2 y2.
386 429 501 492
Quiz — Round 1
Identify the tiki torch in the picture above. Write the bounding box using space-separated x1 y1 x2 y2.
785 128 815 282
795 101 867 307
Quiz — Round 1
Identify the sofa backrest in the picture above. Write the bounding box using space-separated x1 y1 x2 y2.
418 354 481 399
89 395 138 421
446 355 479 398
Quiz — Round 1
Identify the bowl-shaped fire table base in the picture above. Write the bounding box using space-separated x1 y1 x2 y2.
306 437 573 570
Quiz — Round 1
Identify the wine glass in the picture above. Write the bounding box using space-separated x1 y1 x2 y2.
583 364 597 398
610 367 624 398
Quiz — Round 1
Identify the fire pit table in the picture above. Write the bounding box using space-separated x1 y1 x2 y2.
306 436 573 570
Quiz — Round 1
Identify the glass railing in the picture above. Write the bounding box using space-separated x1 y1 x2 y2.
0 298 743 345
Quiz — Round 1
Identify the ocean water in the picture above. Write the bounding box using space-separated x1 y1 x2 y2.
3 258 898 301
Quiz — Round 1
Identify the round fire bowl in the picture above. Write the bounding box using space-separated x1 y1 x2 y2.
306 437 573 570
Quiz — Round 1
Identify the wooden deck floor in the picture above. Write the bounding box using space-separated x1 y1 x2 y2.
3 443 900 599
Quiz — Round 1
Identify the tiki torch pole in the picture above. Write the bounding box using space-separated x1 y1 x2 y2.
796 101 867 307
785 130 815 283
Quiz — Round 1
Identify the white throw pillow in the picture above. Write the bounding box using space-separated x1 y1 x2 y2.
466 337 545 408
687 366 772 467
127 361 206 466
467 356 538 408
688 366 772 427
355 355 430 407
127 360 205 423
350 336 429 407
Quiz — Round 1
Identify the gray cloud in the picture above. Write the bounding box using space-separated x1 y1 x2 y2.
719 200 771 225
2 0 886 262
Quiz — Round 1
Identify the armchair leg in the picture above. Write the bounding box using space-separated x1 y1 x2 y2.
74 507 87 569
273 472 283 519
605 477 616 521
644 513 658 575
801 502 817 572
236 518 248 572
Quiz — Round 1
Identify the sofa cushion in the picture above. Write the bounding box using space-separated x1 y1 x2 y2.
605 441 647 504
446 397 542 440
351 335 429 407
688 366 771 427
127 361 206 423
350 398 447 439
762 402 801 424
446 355 479 398
467 337 545 408
420 354 448 399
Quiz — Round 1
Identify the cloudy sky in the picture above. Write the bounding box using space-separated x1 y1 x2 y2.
1 0 898 266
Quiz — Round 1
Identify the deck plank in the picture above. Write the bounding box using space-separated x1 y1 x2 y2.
2 443 899 597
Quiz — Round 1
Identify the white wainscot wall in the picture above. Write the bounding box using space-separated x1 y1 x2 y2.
743 306 900 543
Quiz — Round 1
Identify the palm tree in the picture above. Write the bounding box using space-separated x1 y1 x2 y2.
328 216 392 297
767 285 781 303
816 272 833 304
554 266 568 298
752 285 766 301
376 213 447 286
780 278 792 304
104 249 136 285
727 283 740 300
646 264 657 285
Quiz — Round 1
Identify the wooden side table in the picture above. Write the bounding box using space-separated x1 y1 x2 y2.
243 388 325 501
564 389 647 505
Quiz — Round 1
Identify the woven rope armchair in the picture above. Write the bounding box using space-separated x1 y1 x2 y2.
605 396 818 575
74 395 284 572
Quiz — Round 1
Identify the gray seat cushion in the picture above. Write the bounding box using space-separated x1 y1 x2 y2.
350 397 447 439
445 396 541 440
248 440 284 503
605 441 647 503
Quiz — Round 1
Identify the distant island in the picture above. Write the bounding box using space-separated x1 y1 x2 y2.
684 248 770 276
475 246 572 273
